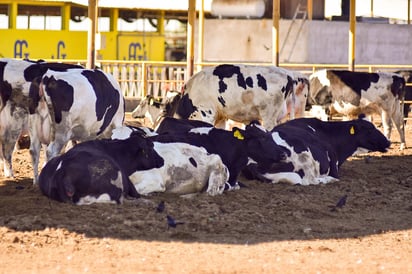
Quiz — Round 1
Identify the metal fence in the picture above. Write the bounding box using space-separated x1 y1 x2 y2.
50 59 412 101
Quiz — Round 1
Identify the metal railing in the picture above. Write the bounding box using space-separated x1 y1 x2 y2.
45 59 412 100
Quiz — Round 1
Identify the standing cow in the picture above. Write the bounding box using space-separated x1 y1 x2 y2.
0 58 83 178
279 70 310 122
308 69 406 149
174 64 297 130
394 70 412 120
28 68 125 184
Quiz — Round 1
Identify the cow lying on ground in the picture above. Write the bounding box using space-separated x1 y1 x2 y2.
131 90 181 128
0 58 83 178
112 129 230 196
39 134 163 205
174 64 297 130
307 69 406 149
242 116 390 185
28 68 125 183
130 142 229 196
152 117 287 189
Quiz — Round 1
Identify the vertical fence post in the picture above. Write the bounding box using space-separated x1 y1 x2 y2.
141 62 147 99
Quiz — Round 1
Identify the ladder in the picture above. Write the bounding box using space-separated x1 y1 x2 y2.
280 2 307 62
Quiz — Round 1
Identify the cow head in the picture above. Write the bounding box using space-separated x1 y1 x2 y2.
390 75 406 99
38 157 73 203
350 116 391 153
131 95 162 120
234 122 288 165
114 134 164 174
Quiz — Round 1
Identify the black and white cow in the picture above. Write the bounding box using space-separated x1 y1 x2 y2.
308 69 406 149
174 64 297 130
131 90 181 128
38 134 164 205
394 70 412 120
0 58 83 178
112 129 230 196
280 70 310 122
242 116 390 185
28 68 124 183
152 117 287 189
130 142 229 196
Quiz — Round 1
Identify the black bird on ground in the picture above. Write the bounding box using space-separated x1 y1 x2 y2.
156 201 165 213
335 194 348 208
329 194 348 212
167 215 185 228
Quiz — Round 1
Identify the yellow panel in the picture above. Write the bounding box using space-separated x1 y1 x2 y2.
0 29 165 61
113 33 165 61
0 29 87 59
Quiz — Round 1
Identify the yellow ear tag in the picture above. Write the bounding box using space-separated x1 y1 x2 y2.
149 98 154 105
350 126 355 135
234 129 244 140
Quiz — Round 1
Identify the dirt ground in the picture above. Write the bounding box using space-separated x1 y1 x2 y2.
1 118 412 274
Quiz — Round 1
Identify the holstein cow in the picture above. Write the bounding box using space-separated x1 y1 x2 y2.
131 90 181 128
0 58 83 178
174 64 297 130
394 70 412 120
28 68 124 184
308 69 406 149
279 70 310 122
38 134 164 205
112 130 230 196
242 116 390 185
153 117 287 189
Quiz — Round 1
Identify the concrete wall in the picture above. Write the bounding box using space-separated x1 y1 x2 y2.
197 19 412 65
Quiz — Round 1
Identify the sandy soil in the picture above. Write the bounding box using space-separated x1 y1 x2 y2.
1 120 412 273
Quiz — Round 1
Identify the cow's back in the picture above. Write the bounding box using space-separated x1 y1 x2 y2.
176 64 295 129
39 69 124 140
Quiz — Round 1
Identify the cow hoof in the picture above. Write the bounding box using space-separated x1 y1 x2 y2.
3 171 13 178
224 182 241 191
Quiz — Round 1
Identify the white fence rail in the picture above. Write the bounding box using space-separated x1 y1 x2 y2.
47 60 412 101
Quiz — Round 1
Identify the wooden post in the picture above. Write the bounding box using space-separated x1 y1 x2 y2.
272 0 280 66
87 0 98 69
348 0 356 71
186 0 196 80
